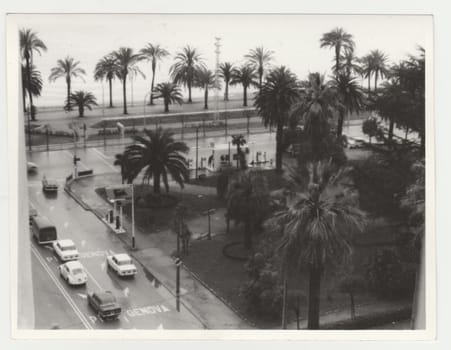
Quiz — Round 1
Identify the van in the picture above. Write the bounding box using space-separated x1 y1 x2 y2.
30 215 57 244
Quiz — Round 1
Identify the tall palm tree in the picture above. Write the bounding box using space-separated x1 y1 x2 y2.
254 66 300 173
245 46 274 94
111 47 144 115
231 65 258 107
170 45 205 103
19 28 47 120
49 56 86 111
21 63 43 114
94 55 119 108
270 163 366 329
226 171 270 249
339 49 361 77
359 54 373 98
152 82 184 113
140 44 170 105
114 151 142 184
219 62 234 101
231 134 247 170
320 28 355 77
292 73 338 177
123 128 189 193
332 73 364 136
64 90 98 118
194 67 216 109
369 50 389 94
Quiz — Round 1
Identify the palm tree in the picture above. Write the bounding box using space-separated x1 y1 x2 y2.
194 67 216 109
170 45 205 103
270 163 366 329
320 28 355 77
292 73 337 177
94 55 119 108
254 66 300 173
359 54 373 97
332 73 364 136
231 65 258 107
369 50 389 94
226 171 269 249
219 62 234 101
140 44 170 105
114 151 142 184
152 82 184 113
245 46 274 93
123 128 189 194
19 28 47 120
49 56 86 111
339 49 361 77
231 134 247 170
64 90 98 118
21 63 43 114
111 47 144 115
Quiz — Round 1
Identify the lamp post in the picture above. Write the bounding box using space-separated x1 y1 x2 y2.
195 125 199 179
143 91 151 130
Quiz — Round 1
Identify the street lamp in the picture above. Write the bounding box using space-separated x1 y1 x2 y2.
143 91 151 130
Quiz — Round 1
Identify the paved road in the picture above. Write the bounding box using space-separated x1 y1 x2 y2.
28 181 203 329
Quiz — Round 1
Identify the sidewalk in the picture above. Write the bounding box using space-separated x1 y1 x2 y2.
67 173 251 329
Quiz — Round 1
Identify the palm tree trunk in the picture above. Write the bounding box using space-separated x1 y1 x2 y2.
150 65 156 105
123 75 128 114
388 118 395 141
79 105 84 118
244 218 252 249
188 81 192 103
66 78 72 111
275 121 284 173
405 127 409 140
307 264 322 329
374 71 378 95
259 73 263 95
204 86 208 109
337 110 345 136
22 81 27 113
350 292 356 319
335 47 340 77
367 75 371 99
225 81 229 101
25 58 36 120
164 99 169 113
243 86 247 107
153 173 161 194
281 267 288 329
108 77 113 108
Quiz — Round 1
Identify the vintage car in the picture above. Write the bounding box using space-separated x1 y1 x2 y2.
52 239 79 261
59 260 88 286
42 176 59 193
106 253 137 277
87 291 122 321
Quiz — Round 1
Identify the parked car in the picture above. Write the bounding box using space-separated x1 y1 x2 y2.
27 162 38 173
52 239 79 261
59 260 88 286
106 253 137 277
42 176 58 193
87 291 121 320
347 137 366 149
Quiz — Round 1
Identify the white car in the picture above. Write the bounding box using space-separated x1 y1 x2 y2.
106 253 137 277
59 260 87 286
27 162 38 173
53 239 79 261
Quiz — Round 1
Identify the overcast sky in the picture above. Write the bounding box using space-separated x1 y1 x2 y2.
11 14 432 107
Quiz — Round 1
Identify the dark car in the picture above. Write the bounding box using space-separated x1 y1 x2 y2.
42 176 58 193
87 291 121 321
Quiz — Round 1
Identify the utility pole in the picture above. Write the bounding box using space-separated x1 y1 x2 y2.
195 126 199 179
214 37 221 123
175 257 181 312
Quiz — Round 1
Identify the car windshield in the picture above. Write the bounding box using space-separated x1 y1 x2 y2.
71 268 83 275
61 244 76 251
100 295 116 306
118 259 132 265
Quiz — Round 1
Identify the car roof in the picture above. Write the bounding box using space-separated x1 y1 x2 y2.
65 260 83 269
95 291 116 302
58 239 75 247
45 179 58 184
114 253 132 262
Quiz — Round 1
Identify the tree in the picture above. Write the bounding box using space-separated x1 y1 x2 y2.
19 28 47 120
111 47 144 115
245 46 274 94
338 274 366 319
332 73 364 136
170 45 205 103
231 134 247 170
152 82 184 113
64 90 98 118
339 49 361 77
49 56 86 111
231 65 258 107
140 44 170 105
122 128 189 194
254 66 300 172
369 50 389 94
320 28 355 77
114 150 142 184
194 67 216 109
21 63 43 113
362 116 381 143
218 62 234 101
359 54 373 98
94 55 119 108
270 163 366 329
226 171 270 249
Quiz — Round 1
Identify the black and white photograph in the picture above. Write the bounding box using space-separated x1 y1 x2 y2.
5 10 435 341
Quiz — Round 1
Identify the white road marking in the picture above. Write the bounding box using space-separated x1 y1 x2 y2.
77 293 87 299
123 316 130 323
123 287 129 298
84 267 104 291
44 245 53 251
101 261 106 271
89 148 118 172
31 245 93 329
